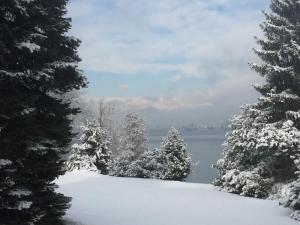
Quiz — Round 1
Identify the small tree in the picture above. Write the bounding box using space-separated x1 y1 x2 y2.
67 121 112 174
159 128 191 181
111 113 149 176
120 113 148 158
96 100 120 156
70 97 121 156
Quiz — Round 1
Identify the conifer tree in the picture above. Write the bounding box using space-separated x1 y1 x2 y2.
121 112 149 158
111 113 148 177
67 120 112 174
0 0 86 224
159 128 191 181
215 0 300 201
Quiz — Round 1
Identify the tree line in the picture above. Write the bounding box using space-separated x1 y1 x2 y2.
66 112 191 181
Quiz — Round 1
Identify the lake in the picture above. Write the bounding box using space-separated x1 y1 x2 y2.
148 134 225 184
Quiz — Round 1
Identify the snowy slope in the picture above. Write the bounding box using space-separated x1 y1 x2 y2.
56 170 298 225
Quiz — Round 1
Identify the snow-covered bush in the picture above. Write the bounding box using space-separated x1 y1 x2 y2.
215 104 300 197
111 128 191 181
280 180 300 220
268 183 292 200
158 128 191 181
110 150 135 177
67 120 112 174
216 105 300 176
110 148 164 178
126 149 165 179
216 169 268 198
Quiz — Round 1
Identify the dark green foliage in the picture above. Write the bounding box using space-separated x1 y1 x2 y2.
0 0 86 224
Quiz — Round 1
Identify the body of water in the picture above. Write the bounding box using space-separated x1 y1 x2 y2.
148 134 225 184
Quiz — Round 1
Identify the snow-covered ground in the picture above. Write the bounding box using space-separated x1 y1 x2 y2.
56 170 298 225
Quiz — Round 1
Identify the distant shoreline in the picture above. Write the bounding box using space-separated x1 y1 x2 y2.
148 128 228 137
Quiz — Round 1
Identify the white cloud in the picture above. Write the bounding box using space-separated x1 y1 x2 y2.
67 0 268 125
68 0 267 79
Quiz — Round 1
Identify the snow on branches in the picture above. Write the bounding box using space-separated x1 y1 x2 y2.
111 127 191 181
158 127 191 181
215 1 300 206
67 120 112 174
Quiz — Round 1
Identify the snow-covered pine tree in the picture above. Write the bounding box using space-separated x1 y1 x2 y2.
121 112 149 158
0 0 87 224
159 128 191 181
67 120 112 174
280 180 300 220
281 133 300 220
215 0 300 200
111 113 148 177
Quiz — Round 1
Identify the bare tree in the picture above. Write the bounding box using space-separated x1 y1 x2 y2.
97 99 115 128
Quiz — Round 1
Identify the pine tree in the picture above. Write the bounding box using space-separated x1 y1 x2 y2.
67 120 112 174
280 180 300 220
111 113 148 177
0 0 86 224
121 112 148 158
281 134 300 220
159 128 191 181
215 0 300 200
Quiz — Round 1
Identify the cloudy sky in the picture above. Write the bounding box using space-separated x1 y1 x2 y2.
67 0 269 127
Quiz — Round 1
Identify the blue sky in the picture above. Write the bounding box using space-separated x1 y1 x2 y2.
67 0 269 126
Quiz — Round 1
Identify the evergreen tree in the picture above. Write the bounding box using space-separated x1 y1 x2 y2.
281 180 300 220
111 127 191 181
121 112 148 158
0 0 86 224
67 120 112 174
111 113 148 176
281 134 300 220
215 0 300 201
159 128 191 181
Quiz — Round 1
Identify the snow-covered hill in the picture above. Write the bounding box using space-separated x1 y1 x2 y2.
56 170 297 225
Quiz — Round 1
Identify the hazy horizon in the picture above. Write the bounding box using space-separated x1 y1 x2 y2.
67 0 269 127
